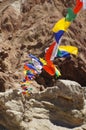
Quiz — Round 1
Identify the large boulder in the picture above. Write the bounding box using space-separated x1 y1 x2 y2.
0 80 85 130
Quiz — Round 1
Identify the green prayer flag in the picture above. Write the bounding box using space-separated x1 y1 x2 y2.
65 8 77 22
57 49 62 57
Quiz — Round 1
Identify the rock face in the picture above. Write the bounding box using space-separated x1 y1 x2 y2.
0 80 85 130
0 0 86 130
0 0 86 91
1 1 22 40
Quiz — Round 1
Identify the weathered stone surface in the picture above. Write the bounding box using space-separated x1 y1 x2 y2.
1 1 22 40
0 80 85 130
54 80 84 109
0 0 85 91
0 0 3 3
0 0 86 130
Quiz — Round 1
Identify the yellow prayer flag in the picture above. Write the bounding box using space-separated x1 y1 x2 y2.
23 70 27 75
59 45 78 55
52 18 71 33
39 58 47 65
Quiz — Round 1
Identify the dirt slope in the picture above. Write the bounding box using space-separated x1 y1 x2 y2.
0 0 86 92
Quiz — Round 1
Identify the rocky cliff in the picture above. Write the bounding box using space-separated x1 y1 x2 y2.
0 0 86 130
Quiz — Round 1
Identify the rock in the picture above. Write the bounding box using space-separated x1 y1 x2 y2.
81 124 86 130
29 80 84 128
0 80 85 130
55 57 86 86
0 0 86 130
0 72 9 92
0 0 85 91
0 125 8 130
54 80 84 110
0 89 24 130
82 87 86 99
1 2 22 40
0 0 3 3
